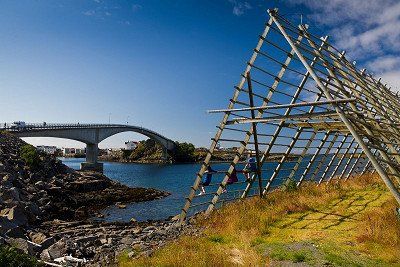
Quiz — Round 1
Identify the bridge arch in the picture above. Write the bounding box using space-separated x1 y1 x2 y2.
6 123 175 172
96 126 176 152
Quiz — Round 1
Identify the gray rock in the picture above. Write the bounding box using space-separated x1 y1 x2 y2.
29 232 47 244
154 229 167 236
127 251 136 258
143 226 156 232
8 237 42 255
75 235 97 244
1 205 28 226
40 237 56 249
0 216 17 234
6 226 26 238
27 202 40 216
1 187 20 202
132 228 142 235
34 181 45 188
1 174 13 187
40 249 51 261
120 236 135 246
45 239 67 260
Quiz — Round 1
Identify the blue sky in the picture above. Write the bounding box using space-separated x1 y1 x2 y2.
0 0 399 148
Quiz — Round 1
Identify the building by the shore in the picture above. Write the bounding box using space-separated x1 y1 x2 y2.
63 147 86 156
36 145 58 155
124 141 138 150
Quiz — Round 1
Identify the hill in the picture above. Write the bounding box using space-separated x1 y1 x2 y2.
100 139 248 164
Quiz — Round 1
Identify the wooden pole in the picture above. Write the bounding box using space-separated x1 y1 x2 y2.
270 10 400 204
246 72 263 198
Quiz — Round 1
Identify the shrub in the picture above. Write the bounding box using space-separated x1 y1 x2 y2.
282 178 298 192
0 245 43 266
173 142 196 163
20 144 41 169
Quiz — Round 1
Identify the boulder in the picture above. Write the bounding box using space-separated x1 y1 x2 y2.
44 239 67 260
75 235 97 244
29 232 47 244
143 226 156 232
1 187 21 202
27 202 40 216
1 174 13 187
120 236 135 246
28 233 55 249
34 181 45 189
0 216 17 235
40 236 56 250
74 207 88 218
5 226 26 238
1 205 28 226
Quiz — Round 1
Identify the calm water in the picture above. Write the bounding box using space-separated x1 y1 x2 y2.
60 158 204 222
60 156 364 222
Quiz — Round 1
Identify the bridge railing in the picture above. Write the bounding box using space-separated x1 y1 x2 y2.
0 123 174 145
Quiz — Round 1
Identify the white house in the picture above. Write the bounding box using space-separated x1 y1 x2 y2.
125 141 138 150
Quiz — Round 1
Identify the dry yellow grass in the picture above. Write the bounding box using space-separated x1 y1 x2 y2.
120 174 400 266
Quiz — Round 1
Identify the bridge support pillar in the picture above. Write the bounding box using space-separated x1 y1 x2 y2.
80 143 103 173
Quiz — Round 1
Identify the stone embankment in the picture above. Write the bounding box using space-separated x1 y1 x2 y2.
0 131 187 265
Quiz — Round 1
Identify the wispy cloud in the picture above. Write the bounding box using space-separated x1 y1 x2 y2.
228 0 252 16
366 55 400 73
82 1 140 26
83 10 96 16
118 20 131 26
132 4 142 13
289 0 400 90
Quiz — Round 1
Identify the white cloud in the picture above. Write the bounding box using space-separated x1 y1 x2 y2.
380 71 400 92
366 55 400 73
228 0 251 16
288 0 400 90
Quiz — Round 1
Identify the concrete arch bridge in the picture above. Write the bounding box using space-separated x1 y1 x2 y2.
3 123 176 172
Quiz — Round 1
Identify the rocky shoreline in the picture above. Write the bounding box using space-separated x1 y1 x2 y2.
28 218 199 266
0 131 190 265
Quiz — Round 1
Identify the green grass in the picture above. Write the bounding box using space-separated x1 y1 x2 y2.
120 174 400 266
208 235 227 244
268 244 310 262
0 246 43 267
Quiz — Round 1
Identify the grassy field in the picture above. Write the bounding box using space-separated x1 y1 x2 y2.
120 174 400 266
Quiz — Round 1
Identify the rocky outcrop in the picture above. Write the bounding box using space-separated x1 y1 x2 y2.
0 131 173 265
